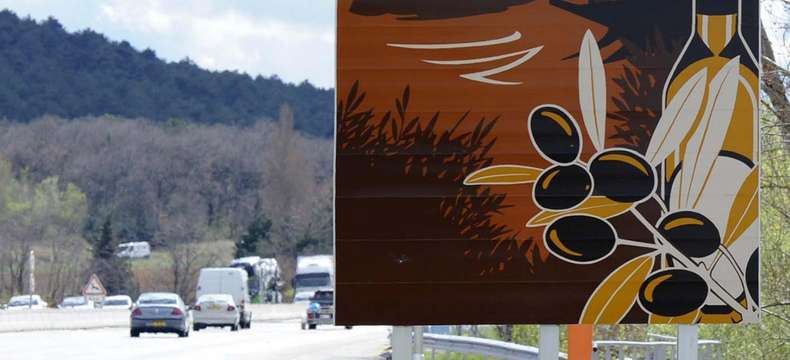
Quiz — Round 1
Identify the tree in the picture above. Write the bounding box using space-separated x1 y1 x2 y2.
235 215 272 258
89 216 137 296
262 106 319 257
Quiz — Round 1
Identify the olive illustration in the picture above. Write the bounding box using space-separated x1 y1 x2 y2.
533 164 592 210
544 215 617 263
638 269 709 317
589 148 655 203
746 249 759 306
657 211 721 258
528 105 581 164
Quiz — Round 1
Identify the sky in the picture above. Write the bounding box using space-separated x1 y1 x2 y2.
0 1 785 90
0 0 336 88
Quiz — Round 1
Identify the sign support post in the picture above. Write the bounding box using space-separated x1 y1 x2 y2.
677 325 698 360
392 326 412 360
539 325 560 360
568 324 593 360
413 326 424 360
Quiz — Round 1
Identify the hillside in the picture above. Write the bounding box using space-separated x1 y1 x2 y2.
0 10 334 137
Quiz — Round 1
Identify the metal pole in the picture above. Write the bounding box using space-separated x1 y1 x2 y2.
392 326 413 360
28 250 35 309
677 325 698 360
539 325 560 360
413 326 425 360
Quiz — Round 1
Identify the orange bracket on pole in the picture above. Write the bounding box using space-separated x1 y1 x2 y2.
568 324 593 360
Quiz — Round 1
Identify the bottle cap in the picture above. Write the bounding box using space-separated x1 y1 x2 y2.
697 0 739 15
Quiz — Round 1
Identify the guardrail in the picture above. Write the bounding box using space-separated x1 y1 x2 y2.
420 331 720 360
593 337 722 360
423 333 567 360
0 303 304 333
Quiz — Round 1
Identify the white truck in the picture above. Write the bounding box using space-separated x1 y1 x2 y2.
116 241 151 259
292 255 333 303
230 256 283 303
196 268 252 328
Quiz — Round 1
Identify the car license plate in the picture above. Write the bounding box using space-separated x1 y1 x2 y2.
149 320 166 327
209 304 222 311
320 314 332 319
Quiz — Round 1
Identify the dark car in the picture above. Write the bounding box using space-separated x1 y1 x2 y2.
130 292 191 337
301 290 352 330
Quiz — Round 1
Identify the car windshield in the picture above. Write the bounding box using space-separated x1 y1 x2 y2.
62 297 86 306
104 299 129 306
138 295 176 305
310 291 333 305
294 273 330 288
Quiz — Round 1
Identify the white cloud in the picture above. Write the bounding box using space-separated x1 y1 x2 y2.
98 0 335 87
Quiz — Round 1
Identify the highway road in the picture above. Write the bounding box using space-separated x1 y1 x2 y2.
0 320 390 360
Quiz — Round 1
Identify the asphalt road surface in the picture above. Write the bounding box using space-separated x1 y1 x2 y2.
0 320 390 360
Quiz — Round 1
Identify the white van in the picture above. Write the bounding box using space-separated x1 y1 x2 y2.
117 242 151 259
196 268 252 328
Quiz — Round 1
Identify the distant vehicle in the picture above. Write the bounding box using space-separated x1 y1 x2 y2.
130 292 191 337
230 256 283 303
6 295 48 310
102 295 133 310
58 296 94 310
117 241 151 259
301 290 351 330
196 268 252 329
293 255 333 303
192 294 240 331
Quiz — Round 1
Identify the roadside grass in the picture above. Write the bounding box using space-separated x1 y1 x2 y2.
131 240 233 292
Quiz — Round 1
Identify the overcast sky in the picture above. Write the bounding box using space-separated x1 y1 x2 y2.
0 1 786 90
0 0 336 88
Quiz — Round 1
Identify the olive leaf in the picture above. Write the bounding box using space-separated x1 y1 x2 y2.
526 197 631 227
463 165 542 185
723 166 758 247
649 310 700 324
580 255 654 324
644 68 708 166
682 57 740 208
579 29 607 151
696 309 744 324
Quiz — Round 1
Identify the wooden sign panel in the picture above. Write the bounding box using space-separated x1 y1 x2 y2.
335 0 759 325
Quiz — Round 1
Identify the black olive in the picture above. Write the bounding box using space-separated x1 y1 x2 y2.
658 211 721 258
529 105 581 164
639 269 709 316
544 215 617 263
746 249 759 306
589 148 656 203
534 164 592 210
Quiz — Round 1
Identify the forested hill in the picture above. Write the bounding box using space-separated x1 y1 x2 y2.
0 10 334 137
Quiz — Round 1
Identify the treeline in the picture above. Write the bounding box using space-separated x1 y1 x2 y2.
0 10 334 137
0 111 333 301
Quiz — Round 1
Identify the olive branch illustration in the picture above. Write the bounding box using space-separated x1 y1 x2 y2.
463 30 759 324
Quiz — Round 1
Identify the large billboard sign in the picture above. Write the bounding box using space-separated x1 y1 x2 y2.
335 0 759 325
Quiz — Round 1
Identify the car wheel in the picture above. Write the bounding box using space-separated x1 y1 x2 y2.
178 330 188 338
301 322 305 330
345 326 353 330
193 324 201 331
308 324 317 330
130 329 140 338
231 323 239 332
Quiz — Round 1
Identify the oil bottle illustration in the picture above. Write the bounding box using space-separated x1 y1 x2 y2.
663 0 759 194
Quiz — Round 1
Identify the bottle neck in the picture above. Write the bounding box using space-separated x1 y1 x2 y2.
695 13 738 55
